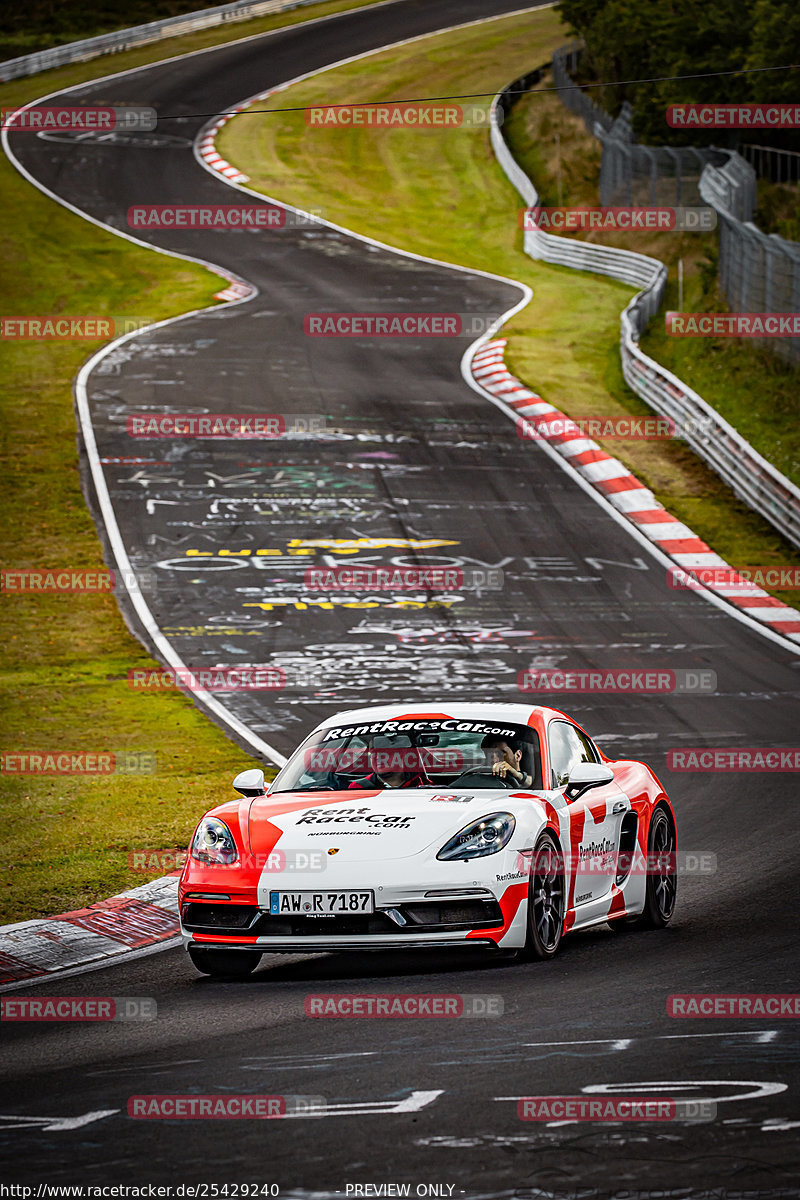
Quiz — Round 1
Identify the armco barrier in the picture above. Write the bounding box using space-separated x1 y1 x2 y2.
0 0 332 82
491 73 800 552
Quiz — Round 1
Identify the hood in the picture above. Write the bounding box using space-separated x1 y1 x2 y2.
245 788 528 862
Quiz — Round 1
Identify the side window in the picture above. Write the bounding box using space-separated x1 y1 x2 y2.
572 726 599 764
547 722 598 788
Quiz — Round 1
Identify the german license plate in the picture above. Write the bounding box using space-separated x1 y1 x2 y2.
268 890 374 916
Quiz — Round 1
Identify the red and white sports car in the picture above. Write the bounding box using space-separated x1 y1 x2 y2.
180 704 677 977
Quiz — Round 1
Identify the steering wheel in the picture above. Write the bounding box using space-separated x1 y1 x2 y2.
448 766 516 789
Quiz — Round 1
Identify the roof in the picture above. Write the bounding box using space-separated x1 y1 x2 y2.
311 702 570 729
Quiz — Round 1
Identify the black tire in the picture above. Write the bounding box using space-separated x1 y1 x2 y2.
188 947 262 978
525 833 565 959
610 804 677 931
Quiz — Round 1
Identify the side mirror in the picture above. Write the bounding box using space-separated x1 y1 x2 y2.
564 762 614 801
233 768 265 796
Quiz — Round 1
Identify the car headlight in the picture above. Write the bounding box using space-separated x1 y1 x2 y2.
437 812 516 861
190 817 238 866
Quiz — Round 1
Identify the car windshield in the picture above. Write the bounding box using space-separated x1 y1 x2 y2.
271 717 542 793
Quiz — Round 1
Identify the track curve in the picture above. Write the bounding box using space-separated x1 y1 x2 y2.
2 0 799 1190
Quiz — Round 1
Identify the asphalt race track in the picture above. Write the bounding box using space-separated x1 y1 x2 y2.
2 0 799 1191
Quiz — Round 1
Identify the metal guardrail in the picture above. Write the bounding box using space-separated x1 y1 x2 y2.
490 73 800 551
0 0 325 81
699 152 757 222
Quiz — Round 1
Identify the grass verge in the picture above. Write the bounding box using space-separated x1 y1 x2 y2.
219 11 800 609
0 0 383 923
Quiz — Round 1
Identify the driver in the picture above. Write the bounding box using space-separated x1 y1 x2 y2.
481 734 534 787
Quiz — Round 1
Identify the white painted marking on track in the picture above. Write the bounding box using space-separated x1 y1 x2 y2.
88 1060 203 1077
519 1030 781 1050
659 1030 779 1044
243 1051 379 1070
0 1110 118 1131
282 1089 443 1118
519 1037 633 1049
582 1080 788 1104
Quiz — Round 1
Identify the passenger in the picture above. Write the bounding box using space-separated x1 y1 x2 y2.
348 768 426 790
348 744 428 789
481 734 534 787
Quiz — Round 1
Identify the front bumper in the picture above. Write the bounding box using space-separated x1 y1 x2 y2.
180 846 531 953
182 889 509 948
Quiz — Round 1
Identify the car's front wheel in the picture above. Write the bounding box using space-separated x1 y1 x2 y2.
525 833 565 959
188 947 262 978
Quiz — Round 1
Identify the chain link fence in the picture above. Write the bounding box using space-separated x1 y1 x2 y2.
739 144 800 185
551 43 613 136
553 43 800 366
700 156 800 365
552 45 726 208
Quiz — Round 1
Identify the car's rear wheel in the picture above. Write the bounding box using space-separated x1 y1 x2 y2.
188 947 262 978
610 804 677 931
525 833 565 959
